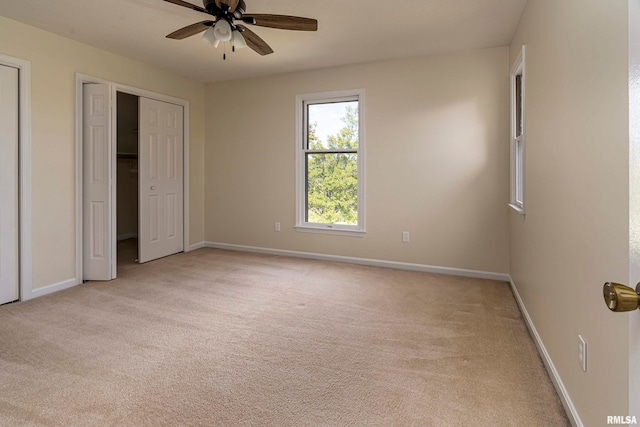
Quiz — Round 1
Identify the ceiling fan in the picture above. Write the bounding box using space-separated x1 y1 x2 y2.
163 0 318 57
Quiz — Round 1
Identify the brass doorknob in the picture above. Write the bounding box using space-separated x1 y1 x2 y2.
603 282 640 312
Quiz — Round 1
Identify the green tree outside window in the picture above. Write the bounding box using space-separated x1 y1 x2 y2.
306 105 359 225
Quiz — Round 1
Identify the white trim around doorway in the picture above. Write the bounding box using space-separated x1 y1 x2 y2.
74 73 191 283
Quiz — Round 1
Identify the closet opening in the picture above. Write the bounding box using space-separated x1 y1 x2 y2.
116 91 139 272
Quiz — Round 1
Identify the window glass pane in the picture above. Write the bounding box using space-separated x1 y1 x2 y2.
306 152 358 225
515 74 523 138
307 101 358 150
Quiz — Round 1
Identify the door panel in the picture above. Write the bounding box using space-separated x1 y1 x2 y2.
139 97 184 263
83 83 112 280
0 65 19 304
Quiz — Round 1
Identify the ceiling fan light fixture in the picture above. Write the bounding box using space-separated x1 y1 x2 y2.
213 19 232 42
164 0 318 57
232 30 247 49
202 26 220 46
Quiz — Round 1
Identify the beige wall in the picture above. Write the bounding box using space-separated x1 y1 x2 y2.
205 48 510 274
0 16 206 290
509 0 630 423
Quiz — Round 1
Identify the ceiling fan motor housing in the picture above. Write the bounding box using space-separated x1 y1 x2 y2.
203 0 246 16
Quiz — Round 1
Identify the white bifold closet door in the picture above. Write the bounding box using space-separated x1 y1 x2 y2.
138 97 184 263
0 65 19 304
83 83 113 281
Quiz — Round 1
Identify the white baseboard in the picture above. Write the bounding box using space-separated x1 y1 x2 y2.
24 277 80 301
202 242 510 282
189 242 205 251
117 233 138 241
509 278 582 427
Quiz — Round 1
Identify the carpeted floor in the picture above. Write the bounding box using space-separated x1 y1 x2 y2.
0 247 569 426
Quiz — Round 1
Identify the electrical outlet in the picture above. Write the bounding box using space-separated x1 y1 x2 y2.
275 222 281 232
578 335 587 372
402 231 410 243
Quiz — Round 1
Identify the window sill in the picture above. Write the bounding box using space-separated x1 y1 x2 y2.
295 225 366 237
509 203 525 215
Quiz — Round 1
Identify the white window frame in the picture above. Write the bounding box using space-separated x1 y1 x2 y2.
295 89 366 236
510 46 526 214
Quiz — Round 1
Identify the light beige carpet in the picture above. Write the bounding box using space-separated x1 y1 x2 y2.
0 248 569 426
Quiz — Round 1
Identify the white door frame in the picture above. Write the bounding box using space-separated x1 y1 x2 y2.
75 73 190 280
0 54 32 302
628 0 640 417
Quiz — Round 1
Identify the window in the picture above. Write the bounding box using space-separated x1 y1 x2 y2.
510 46 525 214
296 90 365 235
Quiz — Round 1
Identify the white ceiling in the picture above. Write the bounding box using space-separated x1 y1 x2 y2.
0 0 527 83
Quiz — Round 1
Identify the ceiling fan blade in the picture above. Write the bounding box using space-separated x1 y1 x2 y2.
166 21 214 39
242 14 318 31
215 0 239 13
236 25 274 56
162 0 207 14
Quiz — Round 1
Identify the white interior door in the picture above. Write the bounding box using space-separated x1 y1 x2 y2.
138 97 184 263
0 64 19 304
83 83 113 280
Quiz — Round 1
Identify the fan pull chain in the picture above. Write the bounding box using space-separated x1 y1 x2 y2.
223 43 227 61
